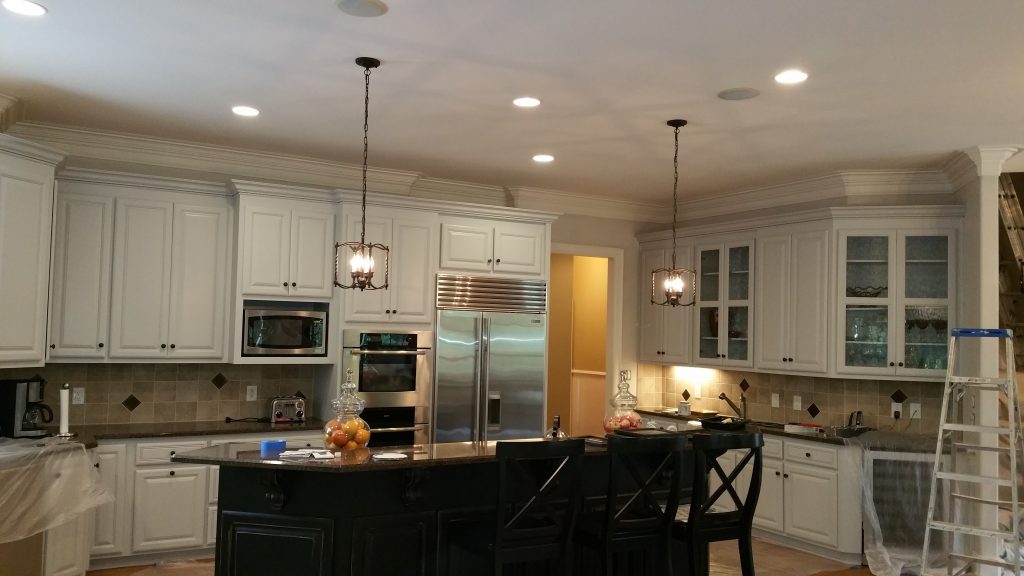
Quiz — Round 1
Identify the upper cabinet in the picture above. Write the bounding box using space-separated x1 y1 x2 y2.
342 206 437 324
440 217 546 277
0 138 62 368
836 228 956 377
694 237 754 368
639 243 693 364
754 225 830 374
240 198 334 298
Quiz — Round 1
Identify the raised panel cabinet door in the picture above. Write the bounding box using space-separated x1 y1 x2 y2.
783 461 839 547
351 512 436 576
241 203 290 296
439 222 493 272
218 511 333 576
132 466 208 552
342 214 391 322
91 444 127 556
290 210 334 297
638 248 666 362
754 233 790 370
391 218 436 323
753 458 784 533
48 194 113 359
0 155 54 366
492 222 545 275
789 230 829 373
109 198 173 358
167 204 228 359
44 510 94 576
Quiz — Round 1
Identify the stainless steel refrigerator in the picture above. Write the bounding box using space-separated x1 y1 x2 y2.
432 275 547 443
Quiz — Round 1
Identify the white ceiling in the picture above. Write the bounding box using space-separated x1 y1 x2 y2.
2 0 1023 204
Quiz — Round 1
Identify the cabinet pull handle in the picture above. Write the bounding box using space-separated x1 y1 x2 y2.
169 470 175 477
98 343 104 349
161 344 167 349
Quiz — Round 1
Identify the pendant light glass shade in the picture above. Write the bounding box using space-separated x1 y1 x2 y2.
651 119 696 307
336 57 390 291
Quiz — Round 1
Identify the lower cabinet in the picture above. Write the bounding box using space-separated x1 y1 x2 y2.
782 461 839 547
91 444 127 556
351 513 436 576
753 458 784 533
218 511 333 576
132 465 209 552
44 510 95 576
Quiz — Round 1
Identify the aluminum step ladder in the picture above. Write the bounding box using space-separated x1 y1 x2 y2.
922 328 1023 576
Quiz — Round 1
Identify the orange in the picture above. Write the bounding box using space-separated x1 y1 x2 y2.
343 440 359 451
354 429 371 446
330 430 350 446
342 419 361 436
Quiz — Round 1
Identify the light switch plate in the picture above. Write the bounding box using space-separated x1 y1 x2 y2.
72 388 85 405
891 401 903 418
771 393 780 408
909 402 921 419
792 395 801 410
246 385 258 402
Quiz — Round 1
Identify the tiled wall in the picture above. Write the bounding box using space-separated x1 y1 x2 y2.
0 364 317 426
636 363 943 433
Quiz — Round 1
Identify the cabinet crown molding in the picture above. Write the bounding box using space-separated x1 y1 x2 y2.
59 168 227 196
0 132 65 166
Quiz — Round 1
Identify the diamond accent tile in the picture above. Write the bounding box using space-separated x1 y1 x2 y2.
682 389 691 401
294 390 306 399
890 388 908 403
210 373 228 389
121 394 141 412
739 379 750 392
806 403 820 419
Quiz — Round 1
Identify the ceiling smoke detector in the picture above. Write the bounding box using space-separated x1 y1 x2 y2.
336 0 388 17
717 87 760 101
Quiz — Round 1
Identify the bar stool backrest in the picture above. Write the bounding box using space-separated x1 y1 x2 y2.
688 432 764 534
603 434 687 538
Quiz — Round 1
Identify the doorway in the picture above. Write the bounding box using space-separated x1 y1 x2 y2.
547 247 619 437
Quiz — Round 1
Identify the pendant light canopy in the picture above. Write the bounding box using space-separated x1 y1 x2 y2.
336 57 390 291
651 119 696 307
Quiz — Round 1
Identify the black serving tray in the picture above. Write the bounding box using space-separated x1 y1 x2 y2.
699 416 747 431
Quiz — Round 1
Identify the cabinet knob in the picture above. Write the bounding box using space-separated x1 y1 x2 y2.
495 258 501 264
392 309 397 314
889 361 895 367
161 344 167 349
50 344 55 349
283 282 288 287
94 462 100 469
170 451 176 456
783 473 789 479
169 470 175 477
291 282 296 287
805 452 811 458
898 362 904 367
787 357 793 362
170 344 176 349
98 342 104 349
487 258 493 264
385 309 391 314
775 471 781 476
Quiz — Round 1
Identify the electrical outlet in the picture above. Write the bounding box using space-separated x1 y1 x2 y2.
891 401 903 419
792 395 801 410
72 388 85 405
771 393 780 408
909 402 921 419
246 385 258 402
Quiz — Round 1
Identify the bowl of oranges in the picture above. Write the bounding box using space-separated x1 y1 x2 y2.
324 417 372 453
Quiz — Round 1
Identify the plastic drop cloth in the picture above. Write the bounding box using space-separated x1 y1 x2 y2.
0 437 112 544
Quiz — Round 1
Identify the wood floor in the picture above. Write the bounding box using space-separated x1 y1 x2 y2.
86 539 867 575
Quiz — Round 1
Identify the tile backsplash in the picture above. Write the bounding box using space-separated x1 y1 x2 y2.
0 364 317 426
636 363 943 433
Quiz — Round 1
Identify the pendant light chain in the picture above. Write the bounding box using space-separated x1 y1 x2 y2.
360 65 370 246
671 124 680 270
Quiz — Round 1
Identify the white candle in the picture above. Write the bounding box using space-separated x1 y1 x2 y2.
59 384 70 435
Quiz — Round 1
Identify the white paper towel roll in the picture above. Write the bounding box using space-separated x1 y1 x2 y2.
59 384 70 435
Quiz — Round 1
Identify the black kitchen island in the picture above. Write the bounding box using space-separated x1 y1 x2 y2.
174 437 704 576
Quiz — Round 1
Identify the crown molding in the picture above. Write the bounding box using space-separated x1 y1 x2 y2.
338 189 559 222
508 186 666 223
230 179 339 203
0 133 65 166
0 94 25 133
411 176 508 206
59 167 228 196
964 145 1022 177
941 150 979 192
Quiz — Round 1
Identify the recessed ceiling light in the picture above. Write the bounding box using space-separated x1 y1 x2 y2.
336 0 388 17
513 97 541 108
3 0 47 16
717 87 760 101
232 105 260 117
774 69 808 84
532 154 554 163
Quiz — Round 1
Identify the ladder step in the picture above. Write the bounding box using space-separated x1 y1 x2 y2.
942 423 1012 434
949 375 1010 386
928 520 1017 539
953 442 1012 453
949 552 1023 571
951 492 1016 507
935 471 1013 486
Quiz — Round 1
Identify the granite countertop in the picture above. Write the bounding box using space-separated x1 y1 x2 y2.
47 419 327 448
636 407 850 446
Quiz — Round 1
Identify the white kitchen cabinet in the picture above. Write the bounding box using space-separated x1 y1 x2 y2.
47 194 113 359
343 209 436 324
695 237 754 368
639 244 693 364
837 228 956 377
44 510 94 576
754 458 784 532
782 461 839 547
206 505 218 546
109 200 228 359
91 444 127 556
755 226 829 373
440 217 546 276
240 199 334 298
132 465 209 552
0 140 60 367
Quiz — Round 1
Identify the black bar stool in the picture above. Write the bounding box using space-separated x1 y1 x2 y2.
672 431 763 576
577 434 687 576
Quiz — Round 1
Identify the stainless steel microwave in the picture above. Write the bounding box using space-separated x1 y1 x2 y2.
242 300 328 357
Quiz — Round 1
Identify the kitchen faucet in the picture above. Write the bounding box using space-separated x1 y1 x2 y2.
719 392 746 419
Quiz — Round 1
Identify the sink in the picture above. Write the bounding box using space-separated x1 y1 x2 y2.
825 426 873 438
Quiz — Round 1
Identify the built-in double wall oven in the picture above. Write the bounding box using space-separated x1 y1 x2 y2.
341 329 432 447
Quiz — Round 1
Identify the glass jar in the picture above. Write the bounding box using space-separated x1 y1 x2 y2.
324 369 372 453
603 373 642 433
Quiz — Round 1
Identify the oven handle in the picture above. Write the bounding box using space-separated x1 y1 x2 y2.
371 425 427 433
346 350 429 356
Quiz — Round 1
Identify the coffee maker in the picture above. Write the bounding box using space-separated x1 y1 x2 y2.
0 377 53 438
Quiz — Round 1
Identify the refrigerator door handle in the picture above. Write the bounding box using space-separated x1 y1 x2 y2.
478 317 491 442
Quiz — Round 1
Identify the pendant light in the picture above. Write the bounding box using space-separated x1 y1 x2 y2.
651 119 696 307
335 57 390 291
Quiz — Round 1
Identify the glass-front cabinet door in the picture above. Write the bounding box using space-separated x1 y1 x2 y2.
838 230 955 377
696 239 753 368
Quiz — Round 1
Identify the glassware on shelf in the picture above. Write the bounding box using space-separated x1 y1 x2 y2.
604 372 641 433
324 368 372 453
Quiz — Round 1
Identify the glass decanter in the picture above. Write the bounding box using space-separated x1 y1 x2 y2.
324 368 372 453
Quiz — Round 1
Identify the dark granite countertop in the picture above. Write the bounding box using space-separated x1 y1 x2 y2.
47 419 326 446
636 407 850 446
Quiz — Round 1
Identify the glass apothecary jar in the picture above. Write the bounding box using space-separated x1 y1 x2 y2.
603 374 642 433
324 369 372 453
